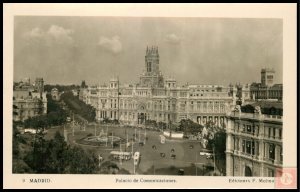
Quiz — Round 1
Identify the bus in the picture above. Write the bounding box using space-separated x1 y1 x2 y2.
133 152 140 165
110 151 132 160
199 149 213 159
24 128 47 134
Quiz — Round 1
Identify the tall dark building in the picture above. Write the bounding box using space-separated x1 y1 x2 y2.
140 46 164 88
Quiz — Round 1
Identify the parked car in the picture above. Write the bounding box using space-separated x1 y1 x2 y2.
178 169 184 175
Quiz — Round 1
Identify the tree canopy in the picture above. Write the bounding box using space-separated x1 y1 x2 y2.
23 131 99 174
178 119 203 135
60 91 96 122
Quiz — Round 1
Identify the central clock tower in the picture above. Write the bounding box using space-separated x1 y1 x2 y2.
140 46 164 88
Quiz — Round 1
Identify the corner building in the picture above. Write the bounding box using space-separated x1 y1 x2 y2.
82 46 239 126
226 102 283 177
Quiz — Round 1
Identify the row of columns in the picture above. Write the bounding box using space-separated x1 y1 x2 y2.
185 101 227 113
196 115 225 126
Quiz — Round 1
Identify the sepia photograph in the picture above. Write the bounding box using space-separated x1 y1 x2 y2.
4 3 297 189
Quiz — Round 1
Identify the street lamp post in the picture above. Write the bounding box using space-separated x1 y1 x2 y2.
138 130 141 143
72 113 75 136
111 132 114 149
98 154 102 168
119 142 122 165
144 128 146 144
126 131 128 152
196 152 198 176
213 144 216 175
131 140 133 154
106 125 108 147
133 159 136 175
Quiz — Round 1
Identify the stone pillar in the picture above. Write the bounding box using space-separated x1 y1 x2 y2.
265 143 269 159
226 153 233 176
275 128 279 139
260 162 265 177
275 145 281 164
226 133 233 152
259 122 264 138
258 140 263 161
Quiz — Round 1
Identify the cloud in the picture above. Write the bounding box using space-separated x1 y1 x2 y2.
46 25 74 45
98 35 122 54
24 27 44 38
164 33 181 44
23 25 74 46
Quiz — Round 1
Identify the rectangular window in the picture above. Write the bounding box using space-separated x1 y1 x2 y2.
269 144 275 160
265 127 268 137
256 141 259 156
251 141 255 155
280 147 283 162
246 141 251 154
242 140 245 153
279 129 282 139
268 169 275 177
246 125 252 133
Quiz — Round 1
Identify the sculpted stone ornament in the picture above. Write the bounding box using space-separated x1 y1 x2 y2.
254 106 261 114
234 105 241 113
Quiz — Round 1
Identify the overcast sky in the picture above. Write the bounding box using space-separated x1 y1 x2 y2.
14 16 282 86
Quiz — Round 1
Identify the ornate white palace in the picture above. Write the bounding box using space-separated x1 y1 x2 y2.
80 46 249 126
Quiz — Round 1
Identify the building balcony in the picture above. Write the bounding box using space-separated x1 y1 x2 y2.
239 152 260 161
230 112 282 122
264 115 282 121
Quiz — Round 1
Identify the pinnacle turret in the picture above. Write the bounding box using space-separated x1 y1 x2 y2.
146 45 159 55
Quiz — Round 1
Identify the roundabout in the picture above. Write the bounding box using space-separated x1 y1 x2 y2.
77 135 124 147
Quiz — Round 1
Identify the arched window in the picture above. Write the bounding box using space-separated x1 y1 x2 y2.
147 62 152 72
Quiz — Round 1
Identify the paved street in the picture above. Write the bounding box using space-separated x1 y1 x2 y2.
46 123 219 175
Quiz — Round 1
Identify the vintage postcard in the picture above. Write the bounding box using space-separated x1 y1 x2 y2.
3 3 297 189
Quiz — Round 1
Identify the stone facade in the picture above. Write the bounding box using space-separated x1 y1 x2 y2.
13 78 47 122
80 47 248 126
226 104 283 177
250 68 283 101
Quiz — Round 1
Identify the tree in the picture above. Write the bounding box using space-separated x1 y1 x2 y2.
60 91 96 122
13 104 18 116
23 131 99 174
207 129 226 160
179 119 203 135
23 95 67 129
